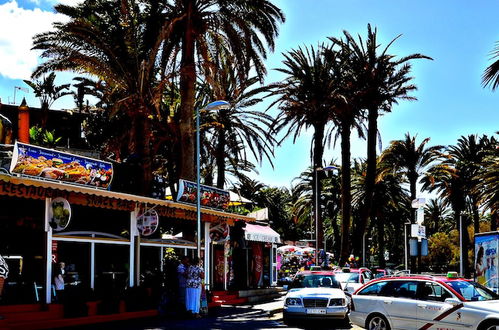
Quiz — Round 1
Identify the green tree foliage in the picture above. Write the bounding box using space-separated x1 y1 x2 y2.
23 72 71 128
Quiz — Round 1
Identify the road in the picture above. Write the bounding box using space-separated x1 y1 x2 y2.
61 297 363 330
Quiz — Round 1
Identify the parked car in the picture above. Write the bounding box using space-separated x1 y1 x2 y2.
350 272 499 330
334 267 374 293
374 268 394 279
283 271 350 325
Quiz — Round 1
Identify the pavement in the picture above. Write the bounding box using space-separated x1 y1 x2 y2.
59 293 363 329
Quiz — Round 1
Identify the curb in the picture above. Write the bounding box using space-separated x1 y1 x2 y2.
267 307 283 316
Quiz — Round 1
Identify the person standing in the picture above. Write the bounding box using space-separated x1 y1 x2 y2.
186 257 204 318
53 262 65 302
177 256 189 310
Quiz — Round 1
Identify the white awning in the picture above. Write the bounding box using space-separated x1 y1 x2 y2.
244 223 281 244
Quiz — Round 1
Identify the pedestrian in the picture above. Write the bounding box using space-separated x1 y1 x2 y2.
53 261 65 302
186 257 204 318
177 256 190 310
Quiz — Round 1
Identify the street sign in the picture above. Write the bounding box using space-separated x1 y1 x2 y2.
411 224 426 238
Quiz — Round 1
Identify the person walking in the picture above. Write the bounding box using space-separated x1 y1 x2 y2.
186 257 204 318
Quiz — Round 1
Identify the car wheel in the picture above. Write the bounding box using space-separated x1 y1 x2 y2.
479 321 499 330
367 314 391 330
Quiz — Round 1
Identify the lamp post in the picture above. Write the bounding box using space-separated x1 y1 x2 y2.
314 165 338 265
196 100 230 259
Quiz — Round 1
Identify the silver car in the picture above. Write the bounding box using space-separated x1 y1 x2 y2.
350 273 499 330
283 271 350 325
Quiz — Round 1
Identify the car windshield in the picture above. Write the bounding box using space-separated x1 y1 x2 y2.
375 272 386 279
291 274 341 289
335 272 359 283
446 280 499 301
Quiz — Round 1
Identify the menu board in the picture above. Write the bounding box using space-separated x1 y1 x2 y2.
176 179 230 210
10 142 113 190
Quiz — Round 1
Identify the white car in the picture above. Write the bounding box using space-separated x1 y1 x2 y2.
334 267 374 293
283 271 350 325
350 273 499 330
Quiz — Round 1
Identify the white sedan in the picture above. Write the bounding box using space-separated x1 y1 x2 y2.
283 271 350 325
350 273 499 330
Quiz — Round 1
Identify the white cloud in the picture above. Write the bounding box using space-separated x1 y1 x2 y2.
0 1 65 80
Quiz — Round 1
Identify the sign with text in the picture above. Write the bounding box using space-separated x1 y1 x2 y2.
176 179 230 210
10 142 113 190
411 224 426 238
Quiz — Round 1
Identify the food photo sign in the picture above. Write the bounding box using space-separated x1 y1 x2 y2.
137 209 159 237
10 142 113 189
49 197 72 231
176 179 230 210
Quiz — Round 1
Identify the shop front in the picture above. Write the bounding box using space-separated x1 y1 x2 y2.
0 171 254 328
209 221 280 291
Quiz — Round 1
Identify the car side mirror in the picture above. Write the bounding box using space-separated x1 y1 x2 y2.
444 298 461 306
283 285 289 291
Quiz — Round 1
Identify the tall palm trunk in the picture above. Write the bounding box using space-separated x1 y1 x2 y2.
377 215 386 269
216 129 227 189
340 122 352 264
130 109 153 196
353 107 378 258
179 1 196 181
492 211 498 231
313 124 325 253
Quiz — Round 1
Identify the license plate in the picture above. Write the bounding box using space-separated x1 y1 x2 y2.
306 308 326 314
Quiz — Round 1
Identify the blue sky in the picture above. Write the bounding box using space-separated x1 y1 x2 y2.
0 0 498 191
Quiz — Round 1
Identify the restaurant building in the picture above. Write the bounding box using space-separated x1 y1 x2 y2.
0 101 281 329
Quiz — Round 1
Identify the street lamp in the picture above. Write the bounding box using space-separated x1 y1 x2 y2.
196 100 230 259
314 165 338 265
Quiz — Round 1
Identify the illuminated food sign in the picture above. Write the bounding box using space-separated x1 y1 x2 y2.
176 179 230 210
10 142 113 190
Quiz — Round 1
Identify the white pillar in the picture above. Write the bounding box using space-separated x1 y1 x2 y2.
129 207 138 287
204 222 211 290
90 236 95 290
160 246 164 272
44 198 53 304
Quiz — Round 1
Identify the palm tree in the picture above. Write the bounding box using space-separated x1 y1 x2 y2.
380 133 442 210
483 41 499 90
330 25 431 256
447 135 496 234
421 150 470 276
352 158 410 268
23 72 71 128
270 44 349 256
199 68 276 188
424 198 453 236
164 0 285 181
476 144 499 231
31 0 177 195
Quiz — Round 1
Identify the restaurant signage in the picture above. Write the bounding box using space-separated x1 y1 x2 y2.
10 142 113 190
137 209 159 236
176 179 230 210
48 197 72 231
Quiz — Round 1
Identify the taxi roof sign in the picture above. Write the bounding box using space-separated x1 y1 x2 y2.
447 271 459 278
